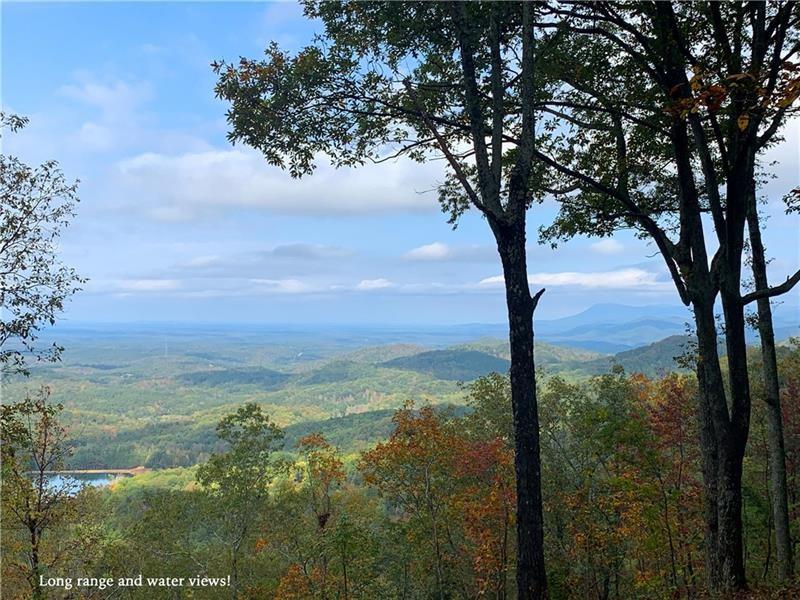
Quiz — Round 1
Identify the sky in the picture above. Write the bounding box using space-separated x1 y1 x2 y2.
2 1 799 325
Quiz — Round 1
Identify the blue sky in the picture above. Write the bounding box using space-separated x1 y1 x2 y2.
3 1 798 325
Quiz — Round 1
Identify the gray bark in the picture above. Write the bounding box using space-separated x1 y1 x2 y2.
747 199 793 581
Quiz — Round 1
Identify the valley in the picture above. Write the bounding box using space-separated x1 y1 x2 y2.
8 303 796 470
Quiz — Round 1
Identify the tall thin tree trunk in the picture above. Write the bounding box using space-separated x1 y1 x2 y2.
29 524 43 600
341 542 349 600
692 299 722 590
493 216 547 600
692 296 749 592
747 201 794 581
719 288 750 591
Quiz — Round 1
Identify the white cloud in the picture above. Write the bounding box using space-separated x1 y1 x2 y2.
404 242 451 261
270 243 352 260
113 149 443 218
59 79 152 120
478 275 506 287
183 255 221 268
403 241 496 262
55 76 157 154
118 279 181 292
86 267 667 301
479 268 664 289
528 269 661 288
250 278 313 294
356 278 394 290
169 245 354 280
75 122 115 151
590 239 625 255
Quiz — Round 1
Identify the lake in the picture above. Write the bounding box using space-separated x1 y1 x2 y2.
44 473 119 494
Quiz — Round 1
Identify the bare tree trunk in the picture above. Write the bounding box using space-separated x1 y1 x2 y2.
692 296 748 592
492 215 547 600
29 523 43 600
747 201 794 581
720 287 750 591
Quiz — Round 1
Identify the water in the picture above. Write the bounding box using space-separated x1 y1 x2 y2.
43 473 118 494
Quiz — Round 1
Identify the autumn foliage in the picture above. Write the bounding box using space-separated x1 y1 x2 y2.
5 351 800 599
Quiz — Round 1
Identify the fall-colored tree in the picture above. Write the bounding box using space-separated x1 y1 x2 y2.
534 3 799 591
636 373 705 595
0 387 76 599
359 405 469 598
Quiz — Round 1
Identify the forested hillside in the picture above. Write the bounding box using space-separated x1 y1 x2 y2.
3 339 799 598
2 326 747 470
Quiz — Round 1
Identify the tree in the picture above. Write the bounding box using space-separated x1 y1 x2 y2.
746 188 793 581
212 4 553 595
461 372 514 445
296 432 346 597
359 405 468 598
454 437 516 600
635 373 704 595
527 2 799 592
0 113 84 377
0 387 77 599
776 340 800 560
196 402 286 599
539 371 656 598
357 402 519 599
297 432 345 534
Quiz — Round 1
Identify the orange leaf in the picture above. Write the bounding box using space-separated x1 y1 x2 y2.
737 113 750 131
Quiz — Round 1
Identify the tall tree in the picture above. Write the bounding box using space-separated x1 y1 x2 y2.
0 387 76 599
196 402 286 599
213 3 554 596
530 1 800 592
359 405 468 598
296 432 346 596
0 113 84 377
746 190 793 581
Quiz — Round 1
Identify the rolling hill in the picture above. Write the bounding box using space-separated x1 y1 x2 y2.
573 335 695 377
454 337 605 365
381 349 510 381
179 367 290 388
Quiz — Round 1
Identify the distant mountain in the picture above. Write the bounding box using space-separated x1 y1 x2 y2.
283 404 472 452
535 302 798 351
283 409 397 451
382 349 510 381
545 318 689 351
535 304 690 351
456 333 717 379
575 335 698 377
540 303 688 329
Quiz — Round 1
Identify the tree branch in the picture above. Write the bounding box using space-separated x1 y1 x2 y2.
402 79 497 219
741 269 800 305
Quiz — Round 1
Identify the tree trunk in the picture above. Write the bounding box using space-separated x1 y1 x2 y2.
29 523 43 600
747 203 794 581
720 287 751 591
492 215 547 600
692 296 748 593
230 547 239 600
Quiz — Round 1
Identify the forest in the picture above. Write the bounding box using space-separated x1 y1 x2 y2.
1 343 800 598
2 1 800 599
